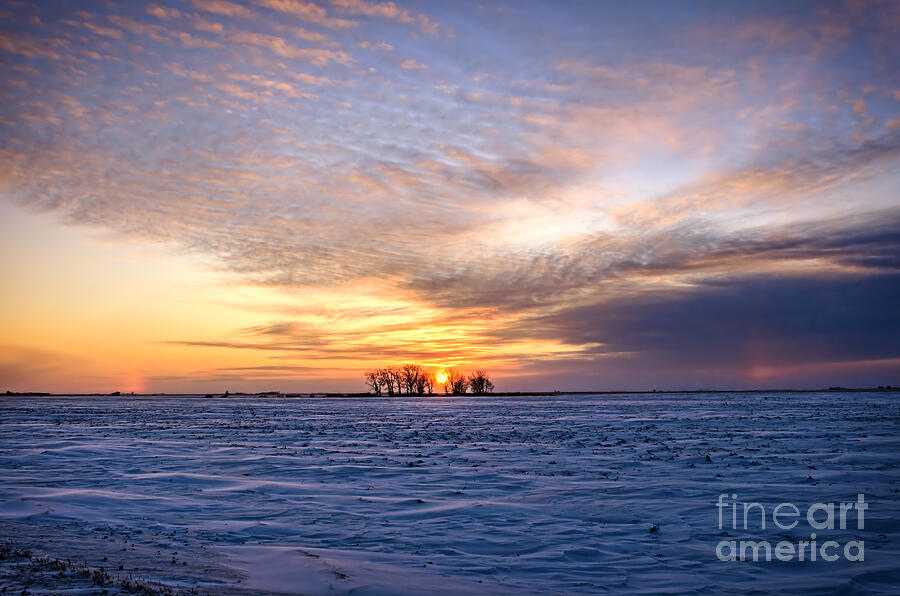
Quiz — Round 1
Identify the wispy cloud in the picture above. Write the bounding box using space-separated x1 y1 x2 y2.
230 31 352 63
254 0 358 29
146 4 183 21
329 0 445 35
193 0 254 19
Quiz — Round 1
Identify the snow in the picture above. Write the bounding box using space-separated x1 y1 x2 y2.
1 392 898 594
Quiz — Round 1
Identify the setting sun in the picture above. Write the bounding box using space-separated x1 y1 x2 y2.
436 372 448 384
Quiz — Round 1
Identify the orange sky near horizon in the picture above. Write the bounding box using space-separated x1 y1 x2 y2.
1 202 587 393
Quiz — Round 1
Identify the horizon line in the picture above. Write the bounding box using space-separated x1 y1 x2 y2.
4 386 899 398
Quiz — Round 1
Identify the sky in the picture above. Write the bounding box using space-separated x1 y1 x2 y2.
0 0 898 393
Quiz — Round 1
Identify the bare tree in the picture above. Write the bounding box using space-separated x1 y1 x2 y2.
441 372 452 394
422 371 435 395
401 363 423 395
388 366 404 395
377 368 396 395
468 370 494 395
446 368 469 395
364 370 381 395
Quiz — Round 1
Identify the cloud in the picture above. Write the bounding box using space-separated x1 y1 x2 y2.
242 321 303 335
65 19 125 39
602 133 900 234
0 31 66 60
329 0 444 35
356 40 392 51
175 31 222 48
402 206 900 313
226 70 317 97
231 31 352 63
147 4 182 20
331 0 413 23
502 272 900 389
192 0 254 19
194 17 226 34
278 25 337 46
254 0 358 29
415 14 440 36
399 58 425 70
106 15 168 38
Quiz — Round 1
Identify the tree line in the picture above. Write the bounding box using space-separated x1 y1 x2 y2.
364 365 494 395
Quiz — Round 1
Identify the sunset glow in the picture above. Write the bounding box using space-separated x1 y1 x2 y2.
1 1 898 392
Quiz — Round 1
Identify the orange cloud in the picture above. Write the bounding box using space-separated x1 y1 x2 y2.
331 0 413 23
193 17 226 34
67 19 125 39
400 58 426 70
192 0 254 19
254 0 358 29
330 0 443 35
146 4 182 20
231 31 352 64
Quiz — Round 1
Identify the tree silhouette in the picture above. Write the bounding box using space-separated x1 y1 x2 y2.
422 371 436 395
377 368 396 395
388 366 403 395
468 370 494 395
445 368 469 395
401 363 423 395
364 370 381 395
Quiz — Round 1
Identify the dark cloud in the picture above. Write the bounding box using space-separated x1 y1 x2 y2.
241 321 303 336
536 274 900 362
406 207 900 311
498 272 900 389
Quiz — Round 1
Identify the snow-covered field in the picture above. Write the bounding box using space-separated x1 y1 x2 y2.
1 392 898 594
